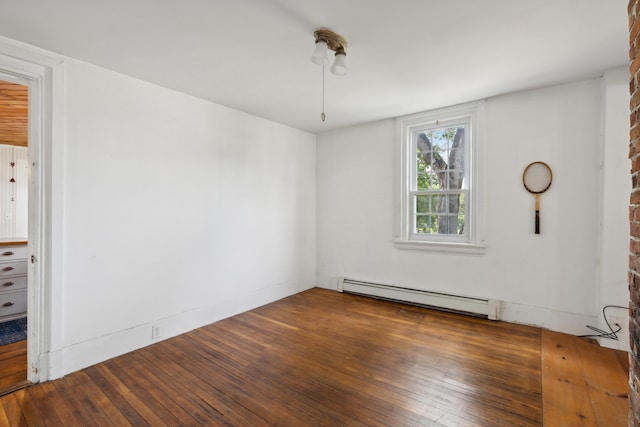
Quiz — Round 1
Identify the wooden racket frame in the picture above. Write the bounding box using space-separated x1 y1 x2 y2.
522 161 553 234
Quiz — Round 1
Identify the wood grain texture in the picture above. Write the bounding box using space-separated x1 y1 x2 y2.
0 340 27 396
542 329 629 427
0 288 630 426
0 81 28 147
0 240 27 247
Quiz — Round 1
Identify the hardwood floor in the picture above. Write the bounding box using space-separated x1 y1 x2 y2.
542 330 629 426
0 340 27 396
0 288 630 426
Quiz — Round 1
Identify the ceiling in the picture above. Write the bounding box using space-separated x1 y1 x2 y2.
0 0 630 134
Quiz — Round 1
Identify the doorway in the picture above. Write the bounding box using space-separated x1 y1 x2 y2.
0 43 62 386
0 80 29 394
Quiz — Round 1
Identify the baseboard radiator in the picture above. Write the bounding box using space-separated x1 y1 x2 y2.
338 278 501 320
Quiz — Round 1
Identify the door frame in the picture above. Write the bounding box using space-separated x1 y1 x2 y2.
0 38 64 382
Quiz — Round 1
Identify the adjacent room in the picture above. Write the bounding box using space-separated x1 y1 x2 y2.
0 0 635 425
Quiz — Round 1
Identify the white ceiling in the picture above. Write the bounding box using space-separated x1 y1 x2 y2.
0 0 630 134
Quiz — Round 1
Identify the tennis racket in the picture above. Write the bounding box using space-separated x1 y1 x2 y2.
522 162 553 234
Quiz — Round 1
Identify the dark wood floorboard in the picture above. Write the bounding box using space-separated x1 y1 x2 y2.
0 288 630 426
0 341 26 371
0 340 27 396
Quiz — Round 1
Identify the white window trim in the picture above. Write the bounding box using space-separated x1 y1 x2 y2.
395 101 486 255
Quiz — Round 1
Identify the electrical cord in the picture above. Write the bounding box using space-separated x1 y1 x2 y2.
578 305 627 340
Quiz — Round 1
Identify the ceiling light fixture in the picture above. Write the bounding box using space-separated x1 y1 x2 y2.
310 28 348 122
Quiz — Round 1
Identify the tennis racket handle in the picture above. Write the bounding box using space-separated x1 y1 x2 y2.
535 209 540 234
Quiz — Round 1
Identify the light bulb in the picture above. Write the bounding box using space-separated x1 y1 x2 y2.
310 40 329 65
330 51 347 75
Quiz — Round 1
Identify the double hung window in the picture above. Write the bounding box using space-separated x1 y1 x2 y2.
396 102 484 254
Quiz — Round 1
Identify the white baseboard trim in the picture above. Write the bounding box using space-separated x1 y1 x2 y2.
500 302 597 336
59 281 311 377
599 336 630 352
320 280 599 337
38 348 64 381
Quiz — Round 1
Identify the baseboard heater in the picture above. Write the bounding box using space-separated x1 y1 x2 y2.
338 278 501 320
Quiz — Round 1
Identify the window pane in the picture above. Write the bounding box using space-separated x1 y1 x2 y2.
414 192 465 235
416 214 437 234
413 125 466 236
459 194 466 233
441 171 449 190
437 215 449 234
415 194 438 213
449 147 464 168
417 171 439 191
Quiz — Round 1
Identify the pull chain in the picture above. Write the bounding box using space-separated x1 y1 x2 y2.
321 63 326 122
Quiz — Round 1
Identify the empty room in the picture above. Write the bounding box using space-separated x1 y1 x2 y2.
0 0 636 425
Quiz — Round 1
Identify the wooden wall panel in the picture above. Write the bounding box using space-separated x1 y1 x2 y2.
0 81 28 147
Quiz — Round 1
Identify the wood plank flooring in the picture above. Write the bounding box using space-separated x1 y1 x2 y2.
0 288 630 426
542 330 629 426
0 340 27 395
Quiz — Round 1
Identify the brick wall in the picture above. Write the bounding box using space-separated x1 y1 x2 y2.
630 1 640 425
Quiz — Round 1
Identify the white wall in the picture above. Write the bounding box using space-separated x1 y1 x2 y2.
598 66 631 351
317 78 612 335
0 145 28 238
1 34 629 379
58 59 316 374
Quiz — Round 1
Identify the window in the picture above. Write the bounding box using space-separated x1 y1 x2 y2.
396 101 485 254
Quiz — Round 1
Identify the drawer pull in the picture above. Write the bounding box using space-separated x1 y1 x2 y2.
2 251 14 256
1 281 14 287
2 302 14 307
2 266 14 272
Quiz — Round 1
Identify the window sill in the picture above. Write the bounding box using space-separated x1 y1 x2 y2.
394 239 486 255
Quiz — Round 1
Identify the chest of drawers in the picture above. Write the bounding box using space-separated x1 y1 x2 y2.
0 244 27 323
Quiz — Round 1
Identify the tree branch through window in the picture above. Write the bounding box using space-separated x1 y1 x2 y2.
416 127 465 234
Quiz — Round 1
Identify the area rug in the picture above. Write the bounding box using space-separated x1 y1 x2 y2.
0 317 26 346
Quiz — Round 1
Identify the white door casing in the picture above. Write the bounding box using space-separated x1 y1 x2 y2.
0 37 65 382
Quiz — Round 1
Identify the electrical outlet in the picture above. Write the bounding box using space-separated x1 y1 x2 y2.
151 325 160 339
